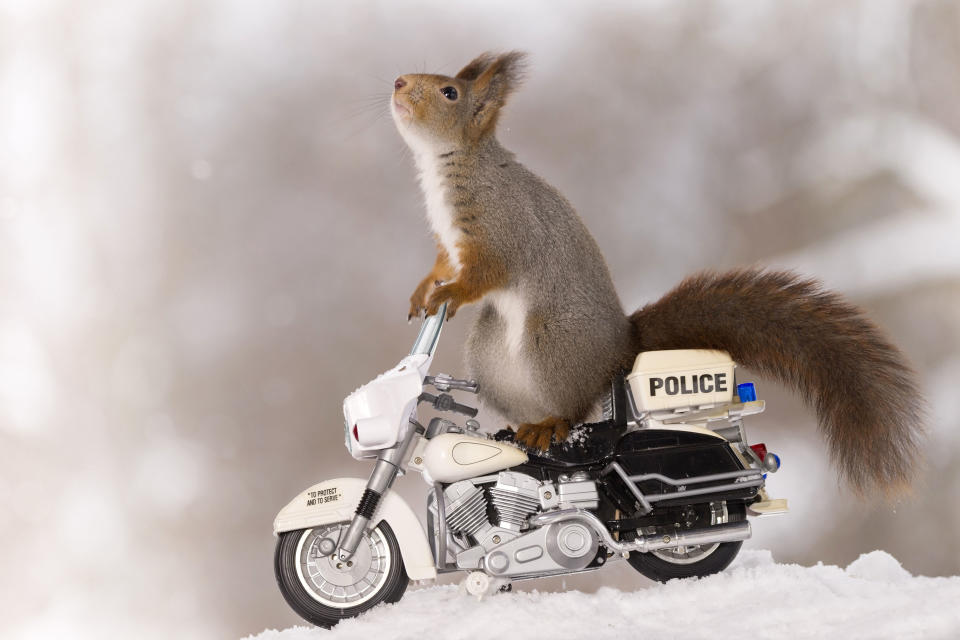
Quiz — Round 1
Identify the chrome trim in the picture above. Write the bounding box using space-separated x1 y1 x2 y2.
642 479 764 504
433 483 449 570
410 302 447 356
528 508 751 554
629 469 761 486
603 462 763 509
425 373 479 394
338 427 420 560
506 565 604 581
602 462 653 514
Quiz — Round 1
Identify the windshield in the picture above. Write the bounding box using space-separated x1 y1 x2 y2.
410 302 447 356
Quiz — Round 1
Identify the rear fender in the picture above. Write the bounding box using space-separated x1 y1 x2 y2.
273 477 436 581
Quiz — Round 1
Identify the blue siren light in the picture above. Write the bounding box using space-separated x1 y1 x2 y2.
737 382 757 402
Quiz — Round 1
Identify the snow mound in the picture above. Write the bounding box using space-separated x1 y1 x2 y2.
248 550 960 640
846 550 913 584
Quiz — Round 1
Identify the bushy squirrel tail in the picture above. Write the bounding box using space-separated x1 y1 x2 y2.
629 268 924 497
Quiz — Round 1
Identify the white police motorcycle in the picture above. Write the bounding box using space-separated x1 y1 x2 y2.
273 304 786 627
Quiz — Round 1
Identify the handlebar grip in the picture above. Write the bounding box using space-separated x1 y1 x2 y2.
422 392 478 418
451 400 479 418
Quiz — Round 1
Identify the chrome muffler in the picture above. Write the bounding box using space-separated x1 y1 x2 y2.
528 508 751 554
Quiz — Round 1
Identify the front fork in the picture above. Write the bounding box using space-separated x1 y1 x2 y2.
336 421 423 561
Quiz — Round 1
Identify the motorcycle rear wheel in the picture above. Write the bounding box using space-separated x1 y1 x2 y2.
275 521 408 628
626 502 745 582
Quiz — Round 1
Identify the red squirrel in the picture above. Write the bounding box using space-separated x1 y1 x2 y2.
390 51 923 497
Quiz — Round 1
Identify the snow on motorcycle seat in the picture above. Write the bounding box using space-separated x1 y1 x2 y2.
511 420 627 467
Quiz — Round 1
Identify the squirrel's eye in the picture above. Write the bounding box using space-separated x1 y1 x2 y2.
440 86 458 101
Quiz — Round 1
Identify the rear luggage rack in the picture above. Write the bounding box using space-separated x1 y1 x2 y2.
602 461 764 514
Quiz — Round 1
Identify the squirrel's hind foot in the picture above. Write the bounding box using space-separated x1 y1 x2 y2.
515 416 570 451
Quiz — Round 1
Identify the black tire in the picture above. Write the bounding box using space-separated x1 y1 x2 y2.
275 522 408 628
626 502 745 583
628 540 743 582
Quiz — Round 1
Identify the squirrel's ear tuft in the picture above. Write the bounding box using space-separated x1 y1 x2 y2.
455 52 498 81
468 51 528 135
474 51 527 94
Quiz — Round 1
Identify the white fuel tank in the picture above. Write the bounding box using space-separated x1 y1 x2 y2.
422 433 528 483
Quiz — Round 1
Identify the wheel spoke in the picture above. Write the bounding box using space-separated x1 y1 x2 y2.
294 526 392 607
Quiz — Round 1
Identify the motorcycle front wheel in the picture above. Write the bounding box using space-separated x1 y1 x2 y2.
275 521 408 628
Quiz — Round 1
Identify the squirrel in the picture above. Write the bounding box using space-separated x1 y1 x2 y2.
390 51 924 497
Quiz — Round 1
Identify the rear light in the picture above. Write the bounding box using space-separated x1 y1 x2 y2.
750 442 781 473
750 442 768 460
352 424 359 441
768 452 781 471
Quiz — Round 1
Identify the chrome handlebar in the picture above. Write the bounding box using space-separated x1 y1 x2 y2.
424 373 479 394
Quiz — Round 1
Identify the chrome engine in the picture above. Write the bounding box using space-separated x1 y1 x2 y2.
488 471 542 530
442 481 489 538
432 471 602 577
556 471 599 510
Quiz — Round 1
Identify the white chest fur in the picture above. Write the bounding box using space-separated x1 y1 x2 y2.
415 153 462 274
486 289 527 356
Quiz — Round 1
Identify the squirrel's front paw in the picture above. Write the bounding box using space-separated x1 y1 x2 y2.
425 283 464 319
408 298 426 321
409 278 443 320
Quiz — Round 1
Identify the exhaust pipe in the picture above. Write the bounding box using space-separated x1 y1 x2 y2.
637 519 751 552
529 509 751 554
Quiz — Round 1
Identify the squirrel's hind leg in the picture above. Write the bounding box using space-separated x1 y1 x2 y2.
515 416 570 451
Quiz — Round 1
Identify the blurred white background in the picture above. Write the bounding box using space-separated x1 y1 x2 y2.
1 1 959 638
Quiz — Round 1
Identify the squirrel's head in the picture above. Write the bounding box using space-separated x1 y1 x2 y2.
391 51 527 155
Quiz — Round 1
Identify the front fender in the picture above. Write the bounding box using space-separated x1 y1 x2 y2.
273 477 436 581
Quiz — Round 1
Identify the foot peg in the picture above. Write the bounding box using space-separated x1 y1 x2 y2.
461 571 510 599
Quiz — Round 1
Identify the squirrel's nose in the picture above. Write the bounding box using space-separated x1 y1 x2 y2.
394 76 407 90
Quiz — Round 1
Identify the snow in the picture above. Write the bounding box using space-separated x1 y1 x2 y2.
246 550 960 640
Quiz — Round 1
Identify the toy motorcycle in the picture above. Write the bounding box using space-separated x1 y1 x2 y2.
273 304 787 627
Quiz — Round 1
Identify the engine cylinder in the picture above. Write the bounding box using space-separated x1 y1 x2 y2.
488 472 542 531
443 481 489 538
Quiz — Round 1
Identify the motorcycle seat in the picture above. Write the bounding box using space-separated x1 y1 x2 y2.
495 420 626 467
